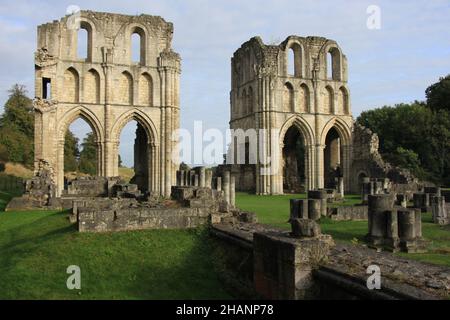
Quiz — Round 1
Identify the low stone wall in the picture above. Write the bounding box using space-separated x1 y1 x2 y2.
78 207 211 232
328 205 368 221
210 223 449 300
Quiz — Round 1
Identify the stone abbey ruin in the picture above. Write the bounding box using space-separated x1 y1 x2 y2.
7 11 450 299
33 11 180 198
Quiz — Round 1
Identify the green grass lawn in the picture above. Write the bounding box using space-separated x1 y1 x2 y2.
0 193 231 300
236 192 450 267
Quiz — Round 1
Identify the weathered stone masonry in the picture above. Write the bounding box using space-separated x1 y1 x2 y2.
228 36 419 195
229 36 353 194
34 11 181 197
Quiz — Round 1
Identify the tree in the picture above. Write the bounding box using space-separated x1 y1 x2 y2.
64 131 79 172
0 84 34 166
426 75 450 111
78 132 97 175
357 101 450 185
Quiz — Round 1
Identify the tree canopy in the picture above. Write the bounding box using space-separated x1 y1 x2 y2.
426 74 450 112
0 84 89 175
0 85 34 166
357 76 450 185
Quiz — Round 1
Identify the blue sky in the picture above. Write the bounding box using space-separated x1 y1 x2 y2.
0 0 449 167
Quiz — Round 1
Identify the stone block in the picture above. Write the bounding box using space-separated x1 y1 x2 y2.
290 218 321 238
307 199 321 221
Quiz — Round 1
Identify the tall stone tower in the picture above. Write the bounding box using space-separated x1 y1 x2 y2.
229 36 353 194
33 11 181 197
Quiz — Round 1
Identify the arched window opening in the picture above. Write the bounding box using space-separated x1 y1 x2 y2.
119 120 150 192
327 52 333 79
131 28 146 65
283 83 294 112
85 69 100 104
77 22 92 61
287 43 302 77
323 127 343 189
63 68 79 103
77 28 88 60
288 48 295 76
282 126 306 193
139 73 153 106
327 47 341 80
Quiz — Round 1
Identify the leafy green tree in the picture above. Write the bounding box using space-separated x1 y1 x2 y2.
357 102 450 185
79 132 97 175
64 131 79 172
426 74 450 111
0 85 34 166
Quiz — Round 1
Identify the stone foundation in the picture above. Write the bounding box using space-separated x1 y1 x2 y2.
431 196 450 225
328 205 368 221
253 230 334 300
78 206 211 232
367 194 426 253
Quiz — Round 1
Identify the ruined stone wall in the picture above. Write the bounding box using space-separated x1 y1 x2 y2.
229 36 353 195
210 223 449 299
34 10 181 197
78 207 211 232
351 124 420 194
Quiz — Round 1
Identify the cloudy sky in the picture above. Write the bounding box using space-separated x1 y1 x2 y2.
0 0 449 167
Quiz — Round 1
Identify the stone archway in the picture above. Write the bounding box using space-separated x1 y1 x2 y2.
275 116 316 194
282 126 306 193
110 110 159 194
323 127 342 188
320 118 352 192
33 12 180 198
55 106 104 196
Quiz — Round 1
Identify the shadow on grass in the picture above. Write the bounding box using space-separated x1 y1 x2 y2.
0 210 232 299
127 229 235 300
0 191 21 212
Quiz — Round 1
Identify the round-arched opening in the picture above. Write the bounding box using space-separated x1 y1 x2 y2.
131 27 146 65
287 42 302 77
327 47 341 81
282 126 306 193
77 21 92 61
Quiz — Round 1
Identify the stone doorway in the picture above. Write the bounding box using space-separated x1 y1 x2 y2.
282 126 306 193
118 121 150 193
324 127 343 189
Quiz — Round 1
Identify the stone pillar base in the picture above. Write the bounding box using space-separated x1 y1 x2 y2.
253 231 334 300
